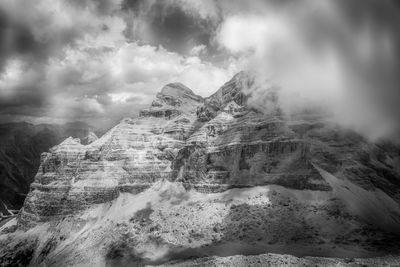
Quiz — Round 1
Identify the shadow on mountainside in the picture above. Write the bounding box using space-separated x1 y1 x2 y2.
104 185 400 267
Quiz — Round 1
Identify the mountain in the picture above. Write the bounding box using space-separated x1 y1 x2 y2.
1 73 400 266
0 122 96 218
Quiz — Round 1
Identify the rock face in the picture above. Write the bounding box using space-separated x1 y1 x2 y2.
18 73 400 228
6 72 400 267
0 122 93 217
82 131 98 145
18 83 204 226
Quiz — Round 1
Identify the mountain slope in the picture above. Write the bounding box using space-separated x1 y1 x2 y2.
1 73 400 266
0 122 94 217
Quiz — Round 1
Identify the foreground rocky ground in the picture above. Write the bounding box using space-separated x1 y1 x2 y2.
1 72 399 266
1 180 400 266
161 253 400 267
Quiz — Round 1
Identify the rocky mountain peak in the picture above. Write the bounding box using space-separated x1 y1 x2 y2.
140 82 203 120
5 72 400 266
194 71 254 122
82 131 98 145
206 71 254 109
49 136 82 153
160 83 201 100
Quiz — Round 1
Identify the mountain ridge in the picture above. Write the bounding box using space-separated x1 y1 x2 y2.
1 72 400 266
0 121 96 218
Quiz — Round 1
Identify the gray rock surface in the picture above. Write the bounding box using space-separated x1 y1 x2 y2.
20 73 400 227
0 122 93 218
2 73 400 266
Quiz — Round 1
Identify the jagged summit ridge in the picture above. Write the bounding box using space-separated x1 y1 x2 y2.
140 82 203 121
160 82 203 101
3 72 400 267
206 71 254 109
17 72 400 233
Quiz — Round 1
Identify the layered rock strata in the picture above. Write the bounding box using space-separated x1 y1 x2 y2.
18 72 400 228
18 83 203 227
0 122 93 215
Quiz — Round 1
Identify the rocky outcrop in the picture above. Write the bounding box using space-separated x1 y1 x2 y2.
17 73 400 230
82 131 98 145
2 72 400 267
18 83 204 227
173 112 327 192
206 71 252 109
159 253 400 267
0 122 93 217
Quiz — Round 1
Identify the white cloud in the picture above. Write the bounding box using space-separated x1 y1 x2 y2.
4 0 398 141
176 0 219 21
81 98 105 114
109 44 183 84
177 61 237 96
216 15 291 55
40 38 233 127
0 59 24 96
189 44 206 56
215 3 400 141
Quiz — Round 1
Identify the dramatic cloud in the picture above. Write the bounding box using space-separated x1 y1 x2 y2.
0 0 233 129
0 0 399 140
121 0 219 55
215 0 400 141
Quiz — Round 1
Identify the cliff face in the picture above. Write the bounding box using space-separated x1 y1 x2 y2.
4 73 400 266
18 73 400 228
0 122 93 217
19 83 204 226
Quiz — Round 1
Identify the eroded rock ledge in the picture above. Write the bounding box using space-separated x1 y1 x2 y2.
18 72 400 229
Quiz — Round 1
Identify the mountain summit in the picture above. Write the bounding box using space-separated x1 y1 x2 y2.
1 73 400 266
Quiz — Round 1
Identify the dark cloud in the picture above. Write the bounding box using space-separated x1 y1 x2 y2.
0 2 85 68
0 9 45 70
121 0 141 13
122 0 217 55
0 0 125 71
0 0 127 127
150 6 211 53
0 0 399 141
69 0 118 16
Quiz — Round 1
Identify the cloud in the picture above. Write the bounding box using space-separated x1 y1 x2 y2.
121 0 217 55
0 0 121 65
189 44 206 56
0 0 124 125
0 58 23 95
38 42 232 128
0 0 234 129
215 0 400 141
216 15 290 54
177 58 238 96
1 0 400 143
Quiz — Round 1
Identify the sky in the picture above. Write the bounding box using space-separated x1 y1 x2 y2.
0 0 399 140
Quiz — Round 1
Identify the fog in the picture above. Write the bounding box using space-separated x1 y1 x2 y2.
215 0 400 142
0 0 399 140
